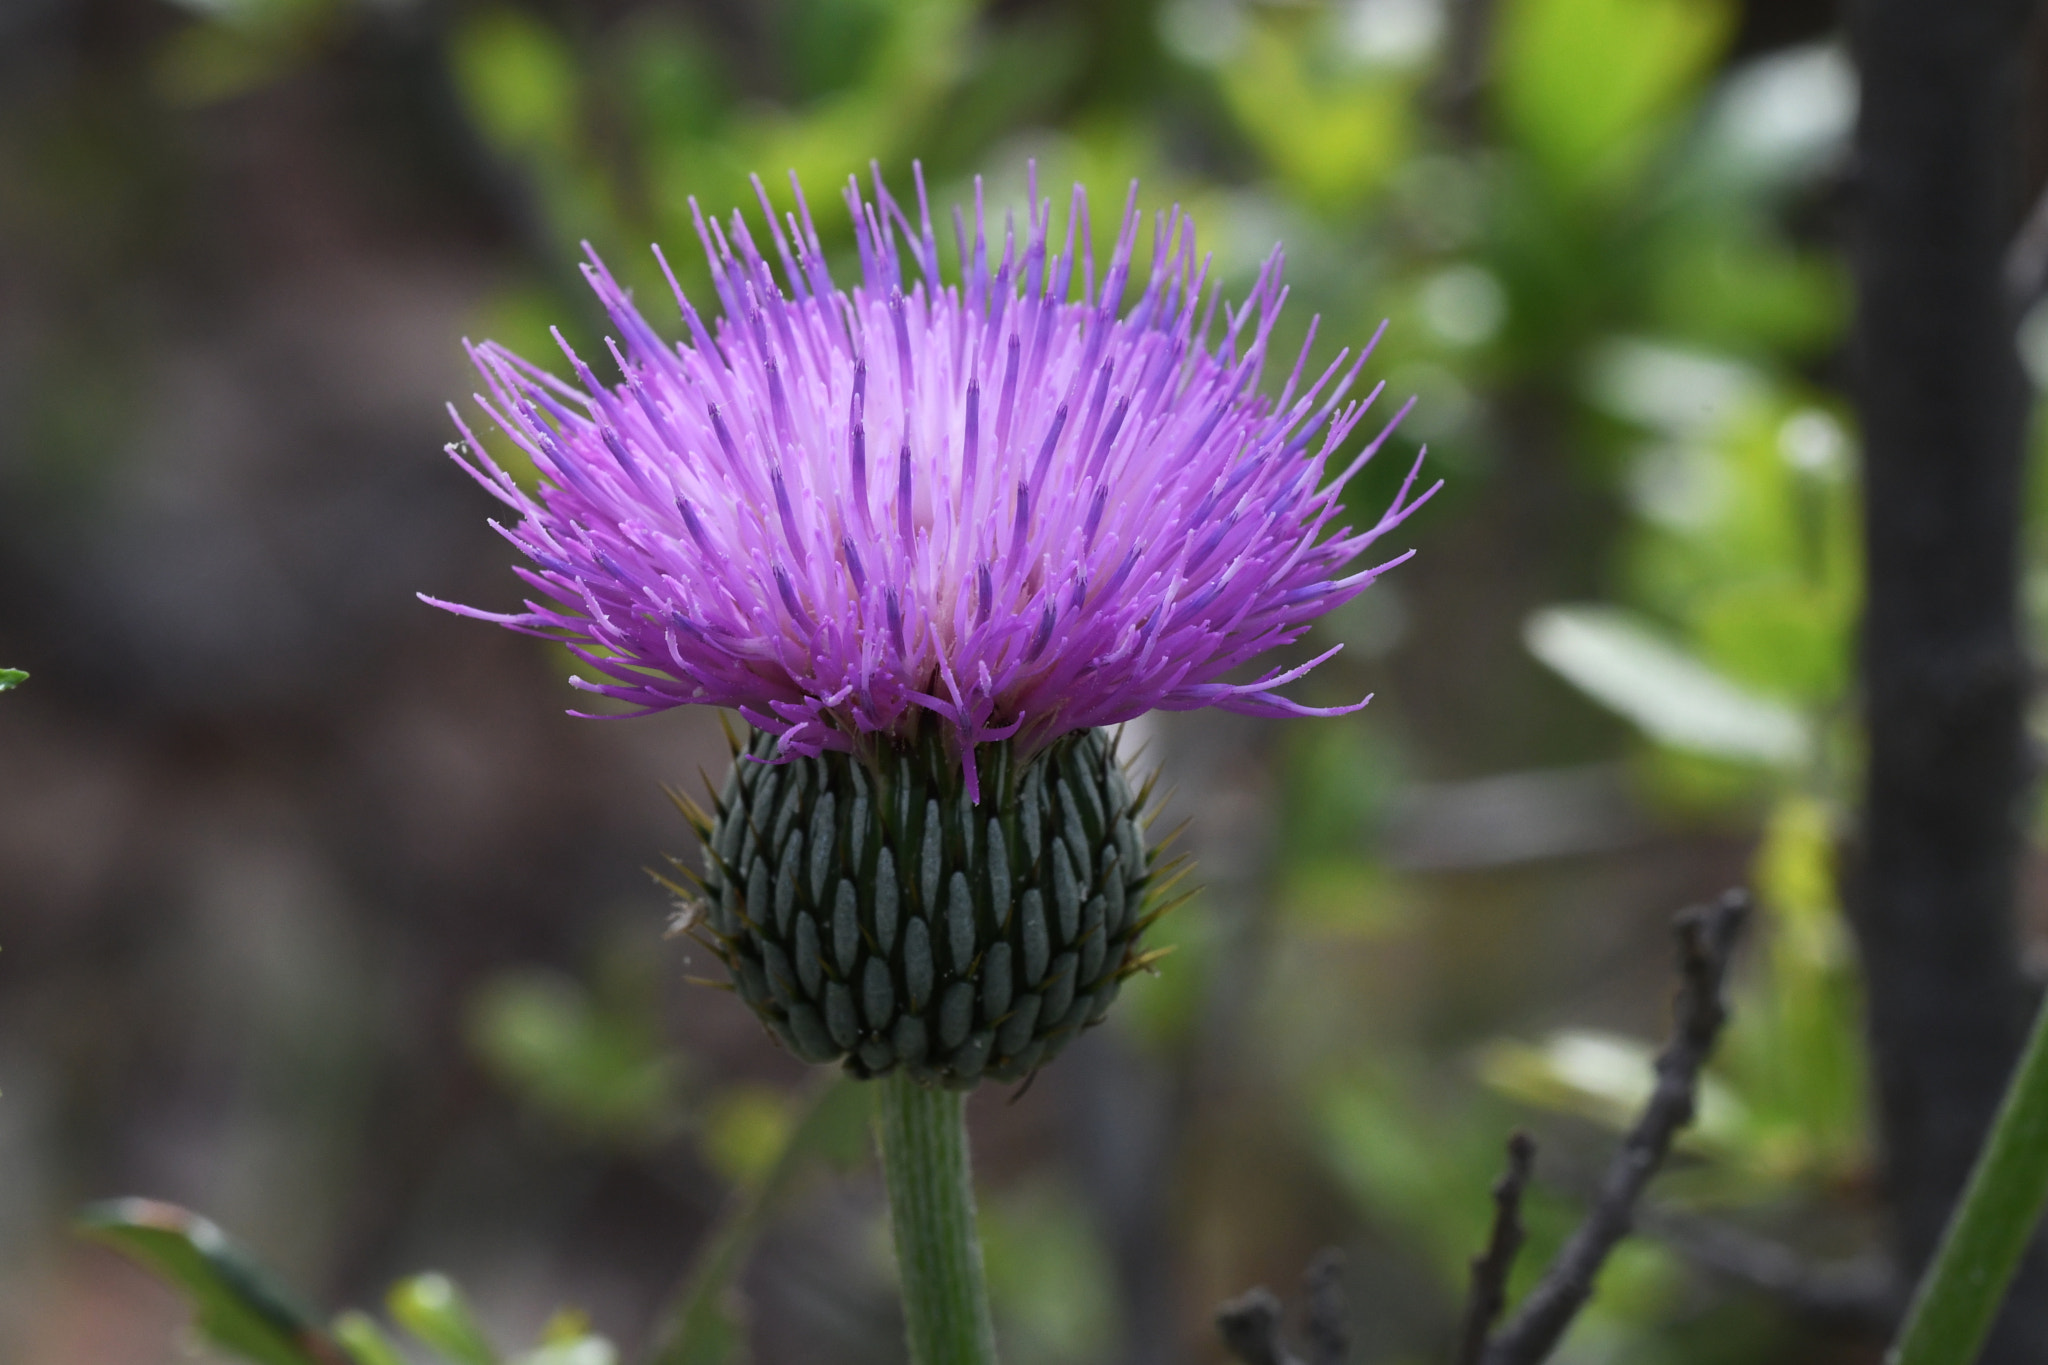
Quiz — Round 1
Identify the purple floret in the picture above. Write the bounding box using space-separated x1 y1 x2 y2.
425 165 1438 800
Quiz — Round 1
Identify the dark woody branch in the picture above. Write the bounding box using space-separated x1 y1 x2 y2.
1454 1131 1536 1365
1217 891 1749 1365
1473 889 1750 1365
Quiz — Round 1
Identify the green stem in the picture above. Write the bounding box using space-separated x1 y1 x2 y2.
874 1072 999 1365
1890 990 2048 1365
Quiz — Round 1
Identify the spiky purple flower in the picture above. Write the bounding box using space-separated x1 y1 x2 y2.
428 168 1434 799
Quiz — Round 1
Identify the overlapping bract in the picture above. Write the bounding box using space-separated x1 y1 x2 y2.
430 168 1435 797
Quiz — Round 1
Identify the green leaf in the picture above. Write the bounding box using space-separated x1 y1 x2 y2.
1717 795 1869 1182
76 1199 347 1365
1891 990 2048 1365
388 1273 500 1365
1220 17 1414 209
1315 1064 1527 1284
450 9 581 157
978 1181 1116 1363
466 969 680 1142
0 668 25 691
1525 603 1810 765
1495 0 1734 195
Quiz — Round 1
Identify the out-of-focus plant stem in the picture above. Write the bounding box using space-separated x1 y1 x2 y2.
1889 991 2048 1365
875 1073 998 1365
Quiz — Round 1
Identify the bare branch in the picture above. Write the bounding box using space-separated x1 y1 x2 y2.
1455 1131 1537 1365
1217 1251 1349 1365
1479 890 1750 1365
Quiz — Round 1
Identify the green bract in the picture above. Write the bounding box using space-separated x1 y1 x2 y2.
683 726 1166 1089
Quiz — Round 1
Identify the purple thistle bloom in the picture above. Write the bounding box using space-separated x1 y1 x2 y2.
426 167 1437 800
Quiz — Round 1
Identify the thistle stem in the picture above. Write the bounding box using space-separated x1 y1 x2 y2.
1889 989 2048 1365
874 1073 999 1365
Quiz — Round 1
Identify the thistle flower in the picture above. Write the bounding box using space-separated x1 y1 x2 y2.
428 167 1434 1086
427 167 1433 799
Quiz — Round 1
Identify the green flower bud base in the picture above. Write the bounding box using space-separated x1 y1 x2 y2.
691 724 1161 1089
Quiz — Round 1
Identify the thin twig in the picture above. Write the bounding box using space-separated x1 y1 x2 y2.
1455 1132 1537 1365
1479 890 1751 1365
1217 1250 1349 1365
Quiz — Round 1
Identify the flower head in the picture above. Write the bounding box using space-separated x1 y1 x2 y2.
428 167 1435 798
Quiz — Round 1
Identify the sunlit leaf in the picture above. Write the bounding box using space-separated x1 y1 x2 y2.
1526 604 1809 765
0 668 24 691
1584 337 1763 438
76 1199 348 1365
1694 43 1857 193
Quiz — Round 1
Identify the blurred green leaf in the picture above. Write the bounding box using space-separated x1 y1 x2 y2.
1220 17 1414 209
76 1199 347 1365
981 1181 1117 1365
650 1077 872 1365
0 668 24 690
1495 0 1735 195
1525 604 1810 764
1692 577 1847 703
452 10 581 157
1717 794 1869 1183
388 1273 499 1365
1647 225 1847 356
1316 1063 1539 1284
700 1084 798 1191
779 0 896 101
615 15 727 150
333 1312 408 1365
1623 397 1860 709
467 968 680 1142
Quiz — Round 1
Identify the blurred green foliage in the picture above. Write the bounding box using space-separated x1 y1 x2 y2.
467 957 682 1144
79 1200 627 1365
